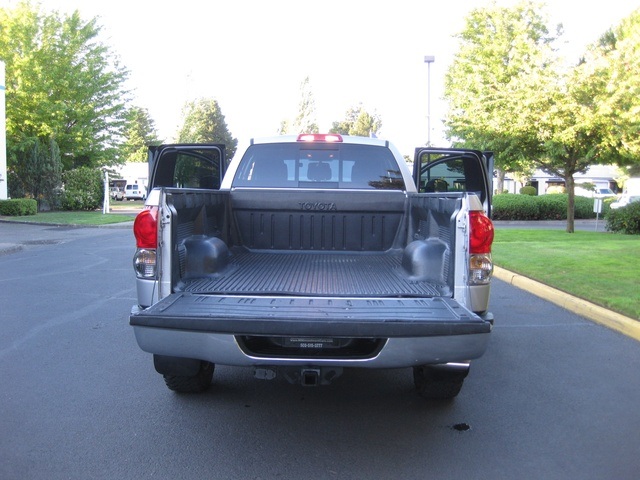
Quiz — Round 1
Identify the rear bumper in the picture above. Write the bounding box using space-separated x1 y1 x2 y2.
130 293 492 368
131 326 490 368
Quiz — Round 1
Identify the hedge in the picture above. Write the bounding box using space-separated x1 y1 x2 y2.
0 198 38 216
492 193 611 221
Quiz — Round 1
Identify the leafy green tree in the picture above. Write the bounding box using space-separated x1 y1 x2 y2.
176 98 238 159
586 9 640 166
510 10 640 232
444 1 558 192
330 104 382 137
121 106 162 163
279 76 319 134
0 1 130 171
444 1 640 232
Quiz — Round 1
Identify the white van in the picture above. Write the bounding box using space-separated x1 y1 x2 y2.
124 184 146 201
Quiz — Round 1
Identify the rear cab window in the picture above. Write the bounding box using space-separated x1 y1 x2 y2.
232 143 405 190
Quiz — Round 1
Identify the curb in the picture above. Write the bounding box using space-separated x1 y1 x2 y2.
493 266 640 342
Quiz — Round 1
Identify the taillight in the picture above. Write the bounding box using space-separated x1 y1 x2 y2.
133 207 158 279
133 207 158 248
469 210 494 285
469 210 494 254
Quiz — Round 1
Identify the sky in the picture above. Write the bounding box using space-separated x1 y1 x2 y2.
11 0 640 158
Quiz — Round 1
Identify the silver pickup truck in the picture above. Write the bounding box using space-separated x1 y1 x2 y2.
130 134 494 399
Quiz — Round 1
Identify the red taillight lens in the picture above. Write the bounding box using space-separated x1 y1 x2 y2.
297 133 343 143
469 210 494 254
133 207 158 248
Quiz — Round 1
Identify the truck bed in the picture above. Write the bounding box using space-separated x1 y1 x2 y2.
178 248 447 297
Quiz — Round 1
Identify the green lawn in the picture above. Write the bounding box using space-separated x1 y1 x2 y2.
493 229 640 320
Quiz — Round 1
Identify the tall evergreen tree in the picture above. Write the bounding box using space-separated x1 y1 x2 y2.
121 106 162 163
12 137 62 210
176 98 238 159
279 77 319 134
330 104 382 137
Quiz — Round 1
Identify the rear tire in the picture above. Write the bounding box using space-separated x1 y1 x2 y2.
163 361 214 393
413 364 468 400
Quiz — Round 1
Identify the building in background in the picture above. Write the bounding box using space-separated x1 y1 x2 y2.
502 165 621 196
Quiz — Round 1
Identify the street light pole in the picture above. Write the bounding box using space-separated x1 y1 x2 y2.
424 55 435 146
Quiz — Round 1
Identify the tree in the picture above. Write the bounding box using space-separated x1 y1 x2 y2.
11 137 62 210
176 98 238 159
120 106 162 163
443 1 640 232
279 76 319 134
587 9 640 166
510 8 640 232
0 1 130 171
444 1 559 193
330 104 382 137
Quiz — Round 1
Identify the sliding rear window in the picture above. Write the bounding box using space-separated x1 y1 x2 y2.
233 143 405 190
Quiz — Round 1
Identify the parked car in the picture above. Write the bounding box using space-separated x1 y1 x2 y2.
124 184 146 201
110 187 124 201
594 188 617 198
610 194 640 209
575 186 617 198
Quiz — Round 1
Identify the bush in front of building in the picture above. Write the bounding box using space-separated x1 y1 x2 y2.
606 202 640 235
0 198 38 216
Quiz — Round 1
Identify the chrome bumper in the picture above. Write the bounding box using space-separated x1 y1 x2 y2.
131 326 490 368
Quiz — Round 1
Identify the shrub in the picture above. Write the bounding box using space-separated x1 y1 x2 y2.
519 185 537 196
606 202 640 234
536 194 566 220
575 196 595 219
0 198 38 216
492 194 539 220
60 167 104 211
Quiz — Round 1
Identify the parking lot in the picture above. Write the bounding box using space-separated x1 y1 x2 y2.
1 221 639 479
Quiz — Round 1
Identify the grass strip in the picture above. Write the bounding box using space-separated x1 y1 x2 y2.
492 229 640 320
